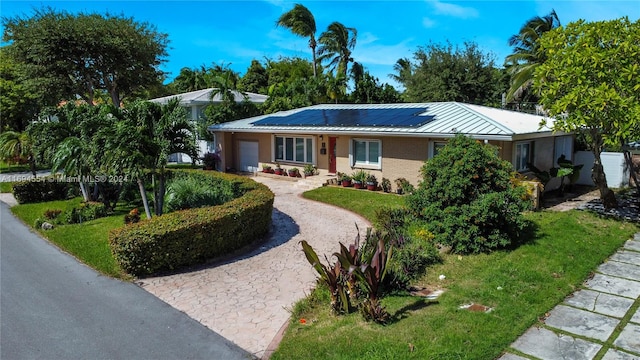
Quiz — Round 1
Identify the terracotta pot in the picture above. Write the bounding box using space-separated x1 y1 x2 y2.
353 181 363 189
367 182 377 191
274 168 283 175
341 180 352 187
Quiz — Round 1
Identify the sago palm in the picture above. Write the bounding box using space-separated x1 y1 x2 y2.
505 10 560 103
317 21 357 80
276 4 318 78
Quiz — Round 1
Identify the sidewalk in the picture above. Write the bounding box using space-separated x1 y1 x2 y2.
500 233 640 360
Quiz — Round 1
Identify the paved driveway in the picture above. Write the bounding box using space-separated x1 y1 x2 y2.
138 177 370 358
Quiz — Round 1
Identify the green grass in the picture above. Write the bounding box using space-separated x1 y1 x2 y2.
273 187 639 359
11 198 130 279
0 182 13 193
303 186 406 222
0 160 48 174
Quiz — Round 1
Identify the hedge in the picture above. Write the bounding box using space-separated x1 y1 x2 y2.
108 171 274 276
12 176 73 204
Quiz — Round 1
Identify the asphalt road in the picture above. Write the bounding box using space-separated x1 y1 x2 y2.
0 201 254 360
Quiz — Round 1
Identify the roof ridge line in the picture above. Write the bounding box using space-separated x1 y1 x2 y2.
453 102 514 134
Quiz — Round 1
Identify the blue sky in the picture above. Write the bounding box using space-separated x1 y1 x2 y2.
2 0 639 88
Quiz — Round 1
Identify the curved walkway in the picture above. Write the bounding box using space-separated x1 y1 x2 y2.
138 177 370 359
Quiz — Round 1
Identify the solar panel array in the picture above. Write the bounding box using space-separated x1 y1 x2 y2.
252 108 435 128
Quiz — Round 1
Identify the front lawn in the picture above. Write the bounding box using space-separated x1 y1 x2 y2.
302 186 405 222
11 199 129 279
274 187 639 359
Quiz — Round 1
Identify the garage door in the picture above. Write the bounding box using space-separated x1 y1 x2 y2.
238 141 259 173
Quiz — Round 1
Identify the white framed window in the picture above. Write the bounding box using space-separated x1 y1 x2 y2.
429 141 447 159
351 139 381 168
515 142 532 171
274 135 314 163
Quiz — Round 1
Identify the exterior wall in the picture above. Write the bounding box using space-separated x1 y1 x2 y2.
380 137 429 186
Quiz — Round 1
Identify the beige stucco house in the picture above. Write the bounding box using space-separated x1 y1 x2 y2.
209 102 572 188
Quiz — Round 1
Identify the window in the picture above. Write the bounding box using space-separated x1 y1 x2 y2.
275 136 314 163
515 142 532 171
351 139 381 168
429 141 447 159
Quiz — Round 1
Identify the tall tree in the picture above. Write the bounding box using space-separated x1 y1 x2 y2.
2 7 168 108
505 10 560 104
388 57 412 89
0 48 41 131
534 17 640 209
350 63 401 104
317 22 357 80
239 59 269 94
403 41 501 105
276 4 318 78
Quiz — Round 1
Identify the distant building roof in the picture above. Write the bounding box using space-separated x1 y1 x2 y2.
209 102 560 141
149 88 268 106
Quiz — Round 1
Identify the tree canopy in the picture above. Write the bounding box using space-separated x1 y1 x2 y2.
2 7 169 108
399 41 504 106
534 17 640 208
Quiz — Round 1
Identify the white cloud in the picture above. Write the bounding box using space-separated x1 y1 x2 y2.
429 0 479 19
422 17 437 28
352 38 415 66
358 32 379 46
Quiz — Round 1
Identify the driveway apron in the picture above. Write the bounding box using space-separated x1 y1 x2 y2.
138 177 370 359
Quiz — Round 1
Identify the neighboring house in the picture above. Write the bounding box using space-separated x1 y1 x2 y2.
149 88 268 163
209 102 573 188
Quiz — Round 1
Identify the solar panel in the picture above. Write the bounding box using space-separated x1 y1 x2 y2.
251 108 435 128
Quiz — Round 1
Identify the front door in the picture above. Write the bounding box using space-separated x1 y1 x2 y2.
329 137 337 174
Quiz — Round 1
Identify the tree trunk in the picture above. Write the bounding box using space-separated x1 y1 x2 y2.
92 183 99 202
624 150 640 195
592 151 618 209
28 154 36 178
137 178 152 219
155 172 166 216
79 182 90 202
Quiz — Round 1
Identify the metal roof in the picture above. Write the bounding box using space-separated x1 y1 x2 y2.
149 88 268 106
209 102 559 141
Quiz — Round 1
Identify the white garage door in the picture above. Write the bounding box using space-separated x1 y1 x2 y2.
238 141 259 173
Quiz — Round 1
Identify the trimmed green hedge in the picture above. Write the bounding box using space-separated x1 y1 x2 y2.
109 171 274 276
12 176 73 204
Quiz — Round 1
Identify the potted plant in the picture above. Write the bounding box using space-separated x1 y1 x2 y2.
303 164 316 177
394 178 414 195
274 163 284 175
352 169 368 189
288 167 300 177
381 177 391 193
366 174 378 191
202 152 220 171
262 164 273 173
340 174 352 187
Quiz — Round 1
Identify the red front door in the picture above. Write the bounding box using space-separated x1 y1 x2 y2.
329 137 337 174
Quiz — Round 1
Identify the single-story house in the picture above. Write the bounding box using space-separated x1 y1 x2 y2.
149 88 268 162
209 102 573 188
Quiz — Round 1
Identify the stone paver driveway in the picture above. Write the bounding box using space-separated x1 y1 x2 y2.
138 176 369 359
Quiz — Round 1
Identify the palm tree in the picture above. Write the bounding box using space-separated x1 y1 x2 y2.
505 10 560 103
388 58 412 88
276 4 318 78
0 131 36 177
317 22 357 80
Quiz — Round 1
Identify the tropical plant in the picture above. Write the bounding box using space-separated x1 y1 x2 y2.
351 169 368 184
504 9 560 103
388 57 412 88
300 240 350 314
202 152 220 170
317 21 357 80
163 173 234 212
381 178 391 193
276 4 318 78
0 130 36 177
303 163 316 176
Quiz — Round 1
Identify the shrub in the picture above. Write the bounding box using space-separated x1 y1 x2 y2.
407 134 531 254
109 171 274 276
63 202 108 224
12 177 72 204
44 209 62 220
124 208 140 225
164 172 235 213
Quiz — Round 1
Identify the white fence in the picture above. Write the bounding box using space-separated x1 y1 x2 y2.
574 151 630 188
